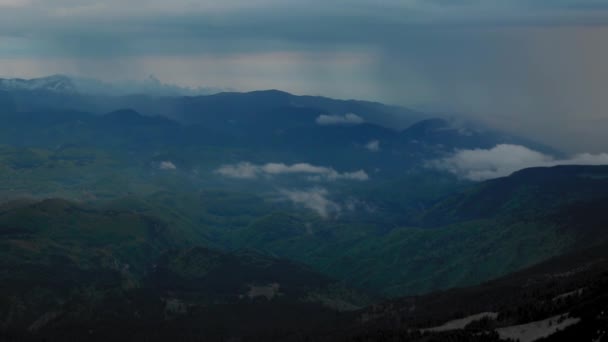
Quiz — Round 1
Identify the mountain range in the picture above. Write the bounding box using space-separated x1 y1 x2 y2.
0 76 606 341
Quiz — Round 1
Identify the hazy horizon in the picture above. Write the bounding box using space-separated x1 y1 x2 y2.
2 1 608 152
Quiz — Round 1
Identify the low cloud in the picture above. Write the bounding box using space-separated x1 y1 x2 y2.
279 190 375 218
365 140 381 152
159 161 177 170
215 162 258 179
432 144 608 181
279 187 340 218
315 113 364 126
215 162 369 181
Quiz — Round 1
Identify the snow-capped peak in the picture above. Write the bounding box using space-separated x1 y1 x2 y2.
0 75 77 94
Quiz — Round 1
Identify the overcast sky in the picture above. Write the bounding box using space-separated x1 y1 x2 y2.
2 0 608 152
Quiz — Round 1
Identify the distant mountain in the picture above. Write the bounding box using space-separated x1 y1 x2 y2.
0 76 429 129
0 75 223 97
0 107 557 180
0 75 77 94
70 75 227 97
160 89 428 129
0 76 561 159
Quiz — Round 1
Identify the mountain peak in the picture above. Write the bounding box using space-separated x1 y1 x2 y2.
248 89 292 96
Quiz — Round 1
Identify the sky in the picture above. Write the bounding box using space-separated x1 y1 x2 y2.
2 0 608 152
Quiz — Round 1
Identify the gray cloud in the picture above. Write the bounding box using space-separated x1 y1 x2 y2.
431 144 608 181
215 162 369 181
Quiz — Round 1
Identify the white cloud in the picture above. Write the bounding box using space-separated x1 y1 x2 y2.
365 140 380 152
215 162 369 181
279 190 375 218
279 187 340 218
215 162 258 179
431 144 608 181
315 113 365 126
261 162 330 175
159 161 177 170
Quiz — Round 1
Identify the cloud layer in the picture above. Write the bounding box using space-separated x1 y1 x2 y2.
432 144 608 181
215 162 369 181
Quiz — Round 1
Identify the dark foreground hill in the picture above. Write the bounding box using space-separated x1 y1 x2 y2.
2 166 608 341
327 239 608 342
4 199 607 341
0 199 369 342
